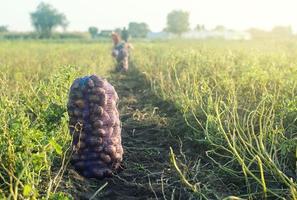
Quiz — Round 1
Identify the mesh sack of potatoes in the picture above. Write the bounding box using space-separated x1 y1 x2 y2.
113 44 129 72
67 75 123 179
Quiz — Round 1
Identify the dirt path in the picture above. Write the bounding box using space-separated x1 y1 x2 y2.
62 66 192 200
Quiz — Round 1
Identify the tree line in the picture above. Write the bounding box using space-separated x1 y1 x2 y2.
0 2 295 40
1 2 191 39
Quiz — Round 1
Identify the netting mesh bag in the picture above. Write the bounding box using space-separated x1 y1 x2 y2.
113 43 129 72
67 75 123 178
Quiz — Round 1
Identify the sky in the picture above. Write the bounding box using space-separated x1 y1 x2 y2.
0 0 297 32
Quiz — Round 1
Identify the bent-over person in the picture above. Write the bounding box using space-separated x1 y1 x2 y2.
111 32 131 72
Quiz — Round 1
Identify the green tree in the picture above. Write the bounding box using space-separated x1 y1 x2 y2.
166 10 189 36
88 26 98 39
0 25 8 33
128 22 150 38
195 24 205 31
30 3 68 38
121 27 129 42
114 28 122 34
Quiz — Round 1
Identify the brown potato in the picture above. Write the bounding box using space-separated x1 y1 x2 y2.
114 153 122 161
80 154 87 160
89 114 100 122
92 146 104 153
87 79 95 88
112 162 121 170
86 136 102 146
116 145 123 154
100 153 111 163
110 100 117 108
87 152 100 160
104 169 113 177
73 109 82 117
91 87 105 95
92 168 104 178
108 136 119 145
74 99 85 108
112 126 121 136
89 75 104 87
70 91 83 99
88 95 101 103
100 95 107 106
88 160 106 167
93 120 103 128
92 129 105 137
91 105 103 115
105 145 117 155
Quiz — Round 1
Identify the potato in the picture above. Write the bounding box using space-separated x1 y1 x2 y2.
70 91 83 99
83 124 92 132
91 87 105 95
89 114 100 122
105 145 117 155
80 154 87 160
91 105 103 115
88 95 101 103
112 126 121 136
108 136 119 145
87 160 106 167
93 120 103 128
74 99 85 108
92 146 104 153
92 168 104 178
86 136 103 146
92 128 105 137
100 153 111 163
73 109 82 117
114 153 122 161
87 79 95 88
87 152 100 160
90 75 104 87
116 145 123 154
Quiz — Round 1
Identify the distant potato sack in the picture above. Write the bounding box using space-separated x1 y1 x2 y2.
67 75 123 179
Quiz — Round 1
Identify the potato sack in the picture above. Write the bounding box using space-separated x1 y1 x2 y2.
67 75 123 179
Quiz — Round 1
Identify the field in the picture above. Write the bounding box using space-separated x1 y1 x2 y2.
0 39 296 199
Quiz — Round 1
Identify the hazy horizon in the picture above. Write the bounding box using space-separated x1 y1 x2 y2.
1 0 297 32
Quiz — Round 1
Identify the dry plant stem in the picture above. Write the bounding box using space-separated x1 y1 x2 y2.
169 147 197 193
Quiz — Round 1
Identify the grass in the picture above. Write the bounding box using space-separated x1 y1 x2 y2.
132 39 297 199
0 41 113 199
0 39 296 199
